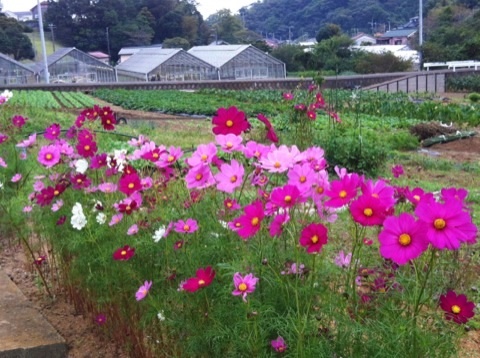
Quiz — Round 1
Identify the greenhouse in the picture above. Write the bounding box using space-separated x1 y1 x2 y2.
34 48 116 83
188 45 286 80
115 48 217 82
0 53 36 85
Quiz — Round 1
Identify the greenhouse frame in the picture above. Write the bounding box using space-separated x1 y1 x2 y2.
0 53 36 85
35 48 116 83
188 45 286 80
115 48 217 82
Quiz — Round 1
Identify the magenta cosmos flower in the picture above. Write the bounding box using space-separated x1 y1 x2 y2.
378 213 429 265
118 173 142 196
214 160 244 193
391 164 404 178
232 272 259 302
270 184 301 209
439 290 475 324
415 199 478 250
135 281 152 301
182 266 216 292
174 218 198 234
324 174 362 208
76 140 98 158
112 245 135 261
350 194 387 227
212 106 250 135
236 200 265 240
271 336 288 352
37 145 61 168
299 222 328 253
44 123 61 141
12 115 27 128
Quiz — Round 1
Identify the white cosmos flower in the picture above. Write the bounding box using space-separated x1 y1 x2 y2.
71 203 87 230
153 226 166 243
157 311 165 322
96 213 106 225
75 158 89 174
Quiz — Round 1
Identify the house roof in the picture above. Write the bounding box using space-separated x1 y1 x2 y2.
115 48 215 76
379 29 417 38
88 51 109 59
350 45 411 54
188 44 284 68
0 52 35 73
351 33 375 41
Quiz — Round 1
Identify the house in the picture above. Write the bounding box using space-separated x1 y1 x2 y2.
88 51 110 65
350 44 420 69
30 1 48 20
0 52 36 84
351 33 376 46
2 11 33 21
376 29 417 45
115 48 217 82
33 47 116 83
188 44 286 80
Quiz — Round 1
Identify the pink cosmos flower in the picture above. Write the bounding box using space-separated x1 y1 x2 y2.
299 223 328 253
12 115 27 128
243 141 270 160
135 281 152 301
283 92 294 100
174 218 199 234
35 187 55 207
215 134 243 153
11 173 22 183
127 224 139 235
186 143 217 167
98 182 117 193
415 199 478 250
214 160 244 193
334 251 352 268
113 245 135 261
0 157 6 168
16 133 37 148
185 164 215 190
90 153 108 169
236 200 265 240
232 272 259 302
118 173 142 196
0 133 8 144
324 174 361 208
307 110 316 120
77 128 94 142
44 123 61 141
51 200 63 212
37 145 61 168
350 195 387 226
259 145 298 173
156 146 183 168
441 187 469 204
378 213 429 265
391 164 404 178
182 266 216 292
269 212 290 237
212 106 250 135
71 174 91 190
405 187 434 207
95 314 106 326
23 206 33 213
224 198 241 211
287 163 316 196
270 184 301 209
271 336 288 352
109 213 123 226
76 140 97 158
439 290 475 324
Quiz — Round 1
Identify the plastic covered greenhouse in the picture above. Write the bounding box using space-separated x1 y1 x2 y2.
0 53 36 85
115 48 217 82
188 45 286 80
35 48 116 83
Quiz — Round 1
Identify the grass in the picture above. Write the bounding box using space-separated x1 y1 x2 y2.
25 31 62 62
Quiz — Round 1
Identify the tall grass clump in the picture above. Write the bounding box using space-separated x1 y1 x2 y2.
0 88 478 357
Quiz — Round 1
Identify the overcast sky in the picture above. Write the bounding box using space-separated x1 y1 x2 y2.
2 0 255 18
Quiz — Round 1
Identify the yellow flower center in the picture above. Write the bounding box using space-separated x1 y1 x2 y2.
363 208 373 217
121 250 127 256
76 179 82 183
153 152 159 158
339 190 347 198
226 120 233 127
183 225 190 232
195 174 203 181
399 233 411 246
372 193 379 198
128 183 134 189
201 154 208 161
52 131 56 135
126 205 131 211
198 279 205 286
54 190 59 196
230 175 237 183
46 153 52 160
251 217 259 226
84 145 90 151
317 187 324 194
226 202 233 208
226 142 233 148
299 176 306 183
413 195 420 201
284 195 292 203
311 235 319 243
274 162 281 168
451 305 461 314
254 151 260 158
238 283 247 291
106 119 111 124
434 218 446 230
167 155 175 162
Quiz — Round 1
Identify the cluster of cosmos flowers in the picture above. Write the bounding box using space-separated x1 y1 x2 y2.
0 89 478 353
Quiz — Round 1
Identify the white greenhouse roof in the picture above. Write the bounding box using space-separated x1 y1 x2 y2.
188 45 252 68
350 45 419 63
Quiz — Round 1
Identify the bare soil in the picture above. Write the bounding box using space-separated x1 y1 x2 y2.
1 95 479 357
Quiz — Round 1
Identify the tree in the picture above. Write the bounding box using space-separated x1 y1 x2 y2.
0 16 34 60
313 35 354 73
316 23 342 42
163 36 190 49
207 9 243 44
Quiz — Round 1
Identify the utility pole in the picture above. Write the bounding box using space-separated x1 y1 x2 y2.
368 19 377 34
106 27 111 63
37 0 49 83
419 0 423 71
288 26 293 43
48 23 56 52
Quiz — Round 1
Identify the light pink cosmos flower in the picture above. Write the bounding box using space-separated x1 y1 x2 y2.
135 281 152 301
259 145 302 173
242 141 270 160
98 182 117 193
51 200 63 212
38 144 61 168
11 173 22 183
215 134 243 153
214 160 244 193
109 213 123 226
185 164 215 190
174 218 199 234
128 224 139 235
44 123 61 141
16 133 37 148
334 251 352 268
269 212 290 237
186 142 217 167
156 146 183 168
23 206 33 213
287 163 316 197
232 272 259 302
0 157 6 168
